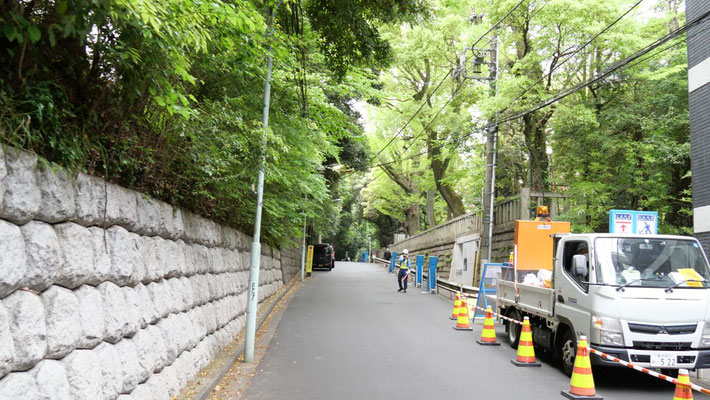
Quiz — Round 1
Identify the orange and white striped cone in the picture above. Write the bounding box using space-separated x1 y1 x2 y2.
450 293 461 320
672 369 693 400
453 298 473 331
561 335 602 399
511 316 540 367
476 306 500 346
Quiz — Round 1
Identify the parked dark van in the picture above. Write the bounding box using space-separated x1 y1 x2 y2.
312 243 335 271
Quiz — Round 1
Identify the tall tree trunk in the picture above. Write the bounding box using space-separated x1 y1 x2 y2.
404 204 420 236
426 189 436 228
427 128 466 217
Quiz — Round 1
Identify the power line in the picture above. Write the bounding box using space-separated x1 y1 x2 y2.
370 10 698 177
494 8 710 127
372 0 529 159
502 0 645 113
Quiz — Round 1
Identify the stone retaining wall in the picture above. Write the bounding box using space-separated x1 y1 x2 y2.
0 145 291 399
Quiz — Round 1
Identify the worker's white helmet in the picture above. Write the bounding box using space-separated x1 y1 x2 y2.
403 249 409 254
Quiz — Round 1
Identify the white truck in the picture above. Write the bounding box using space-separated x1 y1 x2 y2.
496 233 710 375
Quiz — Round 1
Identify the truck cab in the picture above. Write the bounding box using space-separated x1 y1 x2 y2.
556 234 710 374
498 233 710 375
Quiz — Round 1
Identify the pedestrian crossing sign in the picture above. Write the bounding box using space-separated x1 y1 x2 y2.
609 210 658 234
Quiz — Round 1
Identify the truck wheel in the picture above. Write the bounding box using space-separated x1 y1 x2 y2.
559 329 576 377
506 310 521 349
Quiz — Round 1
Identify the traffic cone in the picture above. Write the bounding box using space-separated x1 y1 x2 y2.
450 293 461 320
561 335 602 399
511 316 541 367
672 369 693 400
453 298 473 331
476 306 500 346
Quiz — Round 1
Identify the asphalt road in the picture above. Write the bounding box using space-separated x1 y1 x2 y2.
241 262 690 400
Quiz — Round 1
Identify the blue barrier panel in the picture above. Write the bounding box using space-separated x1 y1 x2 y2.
428 256 438 293
389 251 398 273
415 255 424 287
473 263 504 320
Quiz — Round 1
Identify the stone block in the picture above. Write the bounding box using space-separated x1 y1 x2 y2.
128 232 146 285
154 237 171 280
41 286 81 359
4 290 46 371
171 208 185 241
146 280 169 319
163 240 180 279
134 193 158 236
30 359 71 400
193 244 209 274
72 172 106 227
93 342 122 400
174 240 189 276
107 226 140 286
157 316 178 367
98 282 130 343
159 201 175 239
179 276 194 311
189 276 204 306
0 303 14 379
240 251 251 272
114 339 140 394
62 349 102 399
134 284 158 326
0 372 40 399
117 395 134 400
121 286 141 336
201 304 216 335
54 222 94 289
0 147 40 224
129 330 157 377
138 236 159 283
35 163 75 224
130 377 169 400
73 285 105 349
154 364 180 398
0 219 28 297
165 278 185 313
105 183 138 231
88 226 111 285
145 325 168 373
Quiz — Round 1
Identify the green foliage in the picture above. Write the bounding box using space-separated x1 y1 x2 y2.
0 0 424 245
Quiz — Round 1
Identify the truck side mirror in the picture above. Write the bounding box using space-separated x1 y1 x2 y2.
572 254 588 278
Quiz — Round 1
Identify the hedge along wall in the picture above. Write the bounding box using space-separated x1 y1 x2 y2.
0 144 293 399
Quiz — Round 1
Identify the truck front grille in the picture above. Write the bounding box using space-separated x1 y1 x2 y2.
628 323 697 335
632 341 692 351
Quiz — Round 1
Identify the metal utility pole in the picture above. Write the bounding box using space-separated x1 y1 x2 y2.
300 214 307 281
463 16 498 265
245 3 279 363
481 34 498 264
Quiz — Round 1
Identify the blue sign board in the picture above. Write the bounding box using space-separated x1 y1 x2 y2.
609 210 658 234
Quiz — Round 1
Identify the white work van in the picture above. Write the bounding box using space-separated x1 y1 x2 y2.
496 234 710 375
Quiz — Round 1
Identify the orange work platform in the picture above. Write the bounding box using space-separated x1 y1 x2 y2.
514 220 571 271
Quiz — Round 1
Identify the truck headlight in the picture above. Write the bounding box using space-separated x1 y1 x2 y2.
701 322 710 348
592 316 624 347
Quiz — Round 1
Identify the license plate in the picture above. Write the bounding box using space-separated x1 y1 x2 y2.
650 353 677 367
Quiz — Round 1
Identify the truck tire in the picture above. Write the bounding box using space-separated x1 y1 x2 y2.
506 309 522 349
559 329 576 376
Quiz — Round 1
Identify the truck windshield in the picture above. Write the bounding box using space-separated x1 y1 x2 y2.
594 238 710 288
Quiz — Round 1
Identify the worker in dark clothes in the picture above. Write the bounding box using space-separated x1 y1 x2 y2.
397 249 411 293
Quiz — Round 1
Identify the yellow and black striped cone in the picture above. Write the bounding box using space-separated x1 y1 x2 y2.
476 306 500 346
453 298 473 331
561 335 602 399
450 293 461 320
673 369 693 400
511 316 541 367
